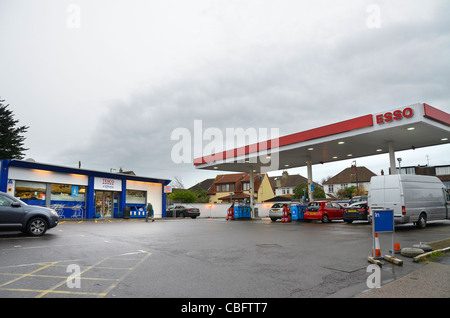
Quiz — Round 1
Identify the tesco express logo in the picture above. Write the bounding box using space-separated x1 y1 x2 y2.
102 178 115 188
376 107 414 124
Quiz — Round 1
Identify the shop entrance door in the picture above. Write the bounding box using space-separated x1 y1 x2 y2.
95 191 115 217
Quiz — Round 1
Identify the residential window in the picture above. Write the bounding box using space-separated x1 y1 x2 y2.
215 184 234 192
243 182 250 191
436 166 450 176
398 167 415 175
328 185 334 193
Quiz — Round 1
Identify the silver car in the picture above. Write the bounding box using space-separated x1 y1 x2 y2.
269 202 290 222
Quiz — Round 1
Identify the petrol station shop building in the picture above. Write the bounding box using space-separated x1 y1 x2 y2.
0 159 171 219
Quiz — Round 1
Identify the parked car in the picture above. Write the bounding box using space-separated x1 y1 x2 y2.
0 191 59 236
349 195 368 205
269 202 290 222
166 205 200 219
343 201 368 223
304 201 345 223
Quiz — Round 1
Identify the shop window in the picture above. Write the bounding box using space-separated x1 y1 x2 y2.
126 190 146 205
14 181 46 206
50 184 86 218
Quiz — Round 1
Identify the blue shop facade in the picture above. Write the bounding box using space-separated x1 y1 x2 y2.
0 160 171 219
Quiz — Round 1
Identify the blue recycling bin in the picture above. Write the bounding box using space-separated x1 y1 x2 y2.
291 205 298 220
234 206 240 219
244 206 250 218
233 206 253 219
298 205 306 220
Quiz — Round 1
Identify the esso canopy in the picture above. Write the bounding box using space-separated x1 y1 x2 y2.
194 103 450 173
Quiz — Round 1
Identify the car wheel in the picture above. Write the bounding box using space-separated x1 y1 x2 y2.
191 216 197 219
345 220 353 224
321 214 329 223
416 213 427 229
27 217 48 236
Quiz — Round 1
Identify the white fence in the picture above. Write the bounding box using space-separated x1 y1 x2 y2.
179 203 273 218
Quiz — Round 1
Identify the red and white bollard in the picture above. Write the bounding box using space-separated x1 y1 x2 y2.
226 207 234 221
281 204 291 223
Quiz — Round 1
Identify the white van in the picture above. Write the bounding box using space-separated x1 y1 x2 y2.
368 175 450 228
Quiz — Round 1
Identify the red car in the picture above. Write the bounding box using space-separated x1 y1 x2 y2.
304 201 345 223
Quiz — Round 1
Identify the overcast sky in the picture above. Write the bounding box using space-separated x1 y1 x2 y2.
1 0 449 188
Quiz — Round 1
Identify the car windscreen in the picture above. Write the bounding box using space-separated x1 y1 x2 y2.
348 202 367 209
307 202 321 211
271 203 285 208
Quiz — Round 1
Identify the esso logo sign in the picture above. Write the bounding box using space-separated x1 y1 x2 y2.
376 107 414 124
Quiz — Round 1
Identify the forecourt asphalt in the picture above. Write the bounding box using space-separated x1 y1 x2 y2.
0 217 449 299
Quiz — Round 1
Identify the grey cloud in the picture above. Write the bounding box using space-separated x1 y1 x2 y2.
57 1 450 184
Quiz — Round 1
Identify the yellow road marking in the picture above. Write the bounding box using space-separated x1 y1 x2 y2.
0 251 152 298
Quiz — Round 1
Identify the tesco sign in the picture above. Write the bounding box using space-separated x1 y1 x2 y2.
376 107 414 124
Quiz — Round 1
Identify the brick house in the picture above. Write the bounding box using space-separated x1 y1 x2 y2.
207 173 274 204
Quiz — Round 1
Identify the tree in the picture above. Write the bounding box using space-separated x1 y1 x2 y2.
337 186 357 199
313 186 325 199
0 99 29 159
193 188 210 203
293 183 325 200
293 183 308 199
167 189 197 203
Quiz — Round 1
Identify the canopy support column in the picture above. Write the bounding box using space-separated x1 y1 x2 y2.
307 160 314 201
388 141 397 174
249 169 255 218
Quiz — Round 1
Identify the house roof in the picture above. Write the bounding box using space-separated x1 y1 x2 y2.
188 178 215 192
264 195 293 202
323 166 377 185
217 192 250 200
269 174 323 188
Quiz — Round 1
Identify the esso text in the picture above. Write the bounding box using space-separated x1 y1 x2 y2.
376 107 414 124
